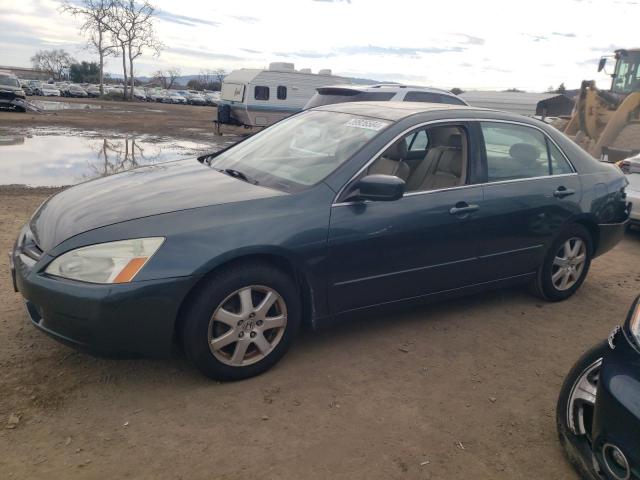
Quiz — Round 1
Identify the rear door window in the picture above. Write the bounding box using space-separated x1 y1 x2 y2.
480 122 573 181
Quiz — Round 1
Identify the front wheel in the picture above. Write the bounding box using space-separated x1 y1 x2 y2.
534 224 593 301
181 263 301 381
556 342 608 480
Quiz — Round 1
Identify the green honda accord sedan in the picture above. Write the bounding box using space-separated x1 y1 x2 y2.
11 102 630 380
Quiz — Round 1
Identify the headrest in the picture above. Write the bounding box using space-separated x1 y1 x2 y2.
509 143 540 163
447 134 462 149
382 139 408 161
429 127 463 147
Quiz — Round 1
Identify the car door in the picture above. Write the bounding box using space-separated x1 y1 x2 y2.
327 122 484 313
473 121 582 281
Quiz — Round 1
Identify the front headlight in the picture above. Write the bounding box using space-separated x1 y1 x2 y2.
629 297 640 345
45 237 164 284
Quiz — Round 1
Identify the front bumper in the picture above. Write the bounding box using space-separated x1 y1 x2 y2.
12 246 198 358
592 328 640 479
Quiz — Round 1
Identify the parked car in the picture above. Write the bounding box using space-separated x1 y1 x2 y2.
86 85 101 97
19 80 34 96
133 88 148 101
149 89 167 102
304 84 468 110
40 85 61 97
0 70 27 111
66 85 88 98
204 91 221 106
28 80 43 96
181 90 206 106
557 296 640 480
620 155 640 229
165 91 187 104
10 102 629 380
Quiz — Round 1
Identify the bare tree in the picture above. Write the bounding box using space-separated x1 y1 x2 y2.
166 68 180 89
107 0 162 100
150 68 179 89
30 49 75 81
151 69 167 88
197 69 224 91
214 68 226 87
60 0 117 95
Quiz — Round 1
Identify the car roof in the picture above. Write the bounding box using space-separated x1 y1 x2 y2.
314 101 486 121
319 83 454 95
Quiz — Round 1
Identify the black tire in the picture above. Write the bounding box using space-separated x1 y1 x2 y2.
181 262 301 381
556 341 608 480
534 224 593 301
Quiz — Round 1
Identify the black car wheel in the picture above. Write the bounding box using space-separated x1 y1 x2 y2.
181 262 301 381
534 224 593 301
557 341 608 480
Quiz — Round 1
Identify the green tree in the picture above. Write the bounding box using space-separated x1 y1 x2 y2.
69 61 101 83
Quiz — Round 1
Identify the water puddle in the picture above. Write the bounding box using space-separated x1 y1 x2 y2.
0 128 237 187
30 100 103 111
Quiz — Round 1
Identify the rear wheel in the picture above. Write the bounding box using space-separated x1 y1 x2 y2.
181 262 301 381
556 342 608 480
534 224 593 301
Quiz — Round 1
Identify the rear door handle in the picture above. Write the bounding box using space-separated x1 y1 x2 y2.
449 203 479 215
553 186 575 198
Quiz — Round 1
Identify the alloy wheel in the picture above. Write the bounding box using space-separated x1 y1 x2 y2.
207 285 287 367
566 358 602 436
552 237 587 291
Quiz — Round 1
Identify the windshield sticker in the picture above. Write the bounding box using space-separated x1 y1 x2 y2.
344 118 388 131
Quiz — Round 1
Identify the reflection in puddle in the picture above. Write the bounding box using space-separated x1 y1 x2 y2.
31 100 104 111
0 129 234 186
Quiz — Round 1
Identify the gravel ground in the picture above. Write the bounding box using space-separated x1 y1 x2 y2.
0 186 639 479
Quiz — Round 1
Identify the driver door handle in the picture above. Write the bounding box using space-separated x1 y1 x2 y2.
553 186 575 198
449 203 479 215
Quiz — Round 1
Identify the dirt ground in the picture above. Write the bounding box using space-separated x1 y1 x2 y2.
1 98 639 479
0 187 638 480
0 97 247 142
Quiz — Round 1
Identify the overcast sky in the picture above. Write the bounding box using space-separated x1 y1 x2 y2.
1 0 638 91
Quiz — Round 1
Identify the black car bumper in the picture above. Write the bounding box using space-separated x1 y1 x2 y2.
592 327 640 479
12 249 198 358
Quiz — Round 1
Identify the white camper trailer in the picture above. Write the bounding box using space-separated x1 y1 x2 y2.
217 63 348 128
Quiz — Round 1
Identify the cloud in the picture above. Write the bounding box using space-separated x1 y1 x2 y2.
552 32 576 37
156 11 220 27
240 48 262 54
277 44 466 59
456 34 485 45
312 0 352 3
231 15 259 23
340 45 466 57
166 47 245 61
275 50 336 59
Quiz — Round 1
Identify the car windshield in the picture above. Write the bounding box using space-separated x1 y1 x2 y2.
210 110 390 192
0 74 20 88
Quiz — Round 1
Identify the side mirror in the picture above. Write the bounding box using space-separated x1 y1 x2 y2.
346 174 405 202
598 57 607 72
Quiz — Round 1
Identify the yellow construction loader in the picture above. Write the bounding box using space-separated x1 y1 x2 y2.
564 48 640 162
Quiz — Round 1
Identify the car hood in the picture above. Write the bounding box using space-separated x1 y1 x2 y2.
30 159 286 251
